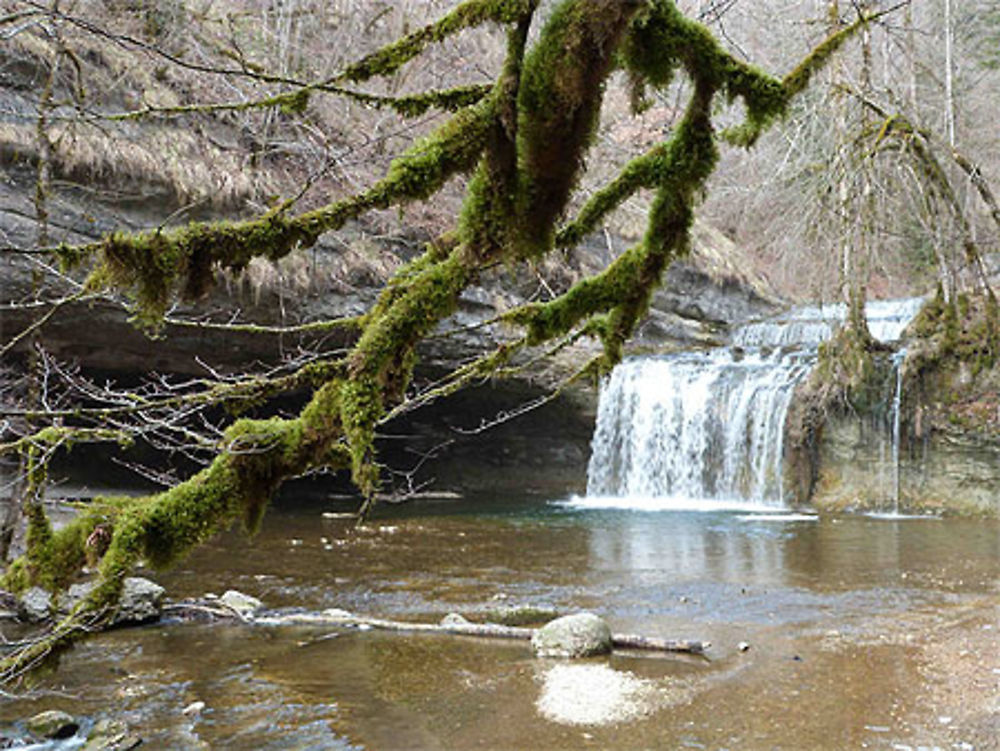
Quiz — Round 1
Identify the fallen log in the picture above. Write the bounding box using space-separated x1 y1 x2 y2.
251 609 710 655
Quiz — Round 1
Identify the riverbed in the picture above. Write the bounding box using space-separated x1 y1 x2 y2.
2 494 998 749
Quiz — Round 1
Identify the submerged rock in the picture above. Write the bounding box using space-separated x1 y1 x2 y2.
486 605 559 627
82 719 142 750
18 587 52 623
531 612 612 659
536 663 663 726
219 590 262 618
26 709 78 739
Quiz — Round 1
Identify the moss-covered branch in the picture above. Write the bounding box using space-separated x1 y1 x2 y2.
337 0 537 84
56 95 495 332
103 83 493 122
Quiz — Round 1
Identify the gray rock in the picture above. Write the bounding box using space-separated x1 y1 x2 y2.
18 587 52 623
82 719 142 751
117 577 164 624
62 577 163 626
219 589 262 617
26 709 78 739
531 612 613 659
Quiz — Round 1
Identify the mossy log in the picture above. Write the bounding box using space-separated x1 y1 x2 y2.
1 0 875 679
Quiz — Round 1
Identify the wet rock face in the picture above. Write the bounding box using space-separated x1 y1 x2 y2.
531 612 612 658
811 415 1000 516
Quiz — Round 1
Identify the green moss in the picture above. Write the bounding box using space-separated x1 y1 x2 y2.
3 512 104 594
622 0 787 148
339 0 536 84
338 84 493 117
513 0 640 258
339 252 469 494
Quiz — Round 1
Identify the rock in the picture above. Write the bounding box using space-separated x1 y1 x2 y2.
440 613 470 627
18 587 52 623
486 606 559 627
117 578 164 625
59 577 164 626
531 613 612 659
219 590 262 617
82 719 142 750
25 709 78 739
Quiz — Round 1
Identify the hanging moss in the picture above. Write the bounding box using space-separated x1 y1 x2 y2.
513 0 641 259
340 251 469 494
339 0 536 84
621 0 786 148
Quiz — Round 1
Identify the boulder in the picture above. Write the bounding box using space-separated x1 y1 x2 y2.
117 577 165 624
531 612 613 659
61 577 164 626
18 587 52 623
26 709 78 740
219 589 262 617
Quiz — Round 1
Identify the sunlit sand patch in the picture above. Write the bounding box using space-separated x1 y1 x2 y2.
535 663 690 726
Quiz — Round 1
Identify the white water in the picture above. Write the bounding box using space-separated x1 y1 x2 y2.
585 297 924 510
890 348 906 514
732 297 924 348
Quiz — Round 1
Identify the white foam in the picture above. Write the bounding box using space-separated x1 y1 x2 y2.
557 494 784 514
737 513 818 522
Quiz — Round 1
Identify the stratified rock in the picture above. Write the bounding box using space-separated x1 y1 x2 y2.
219 590 262 617
82 719 142 751
18 587 52 623
531 612 612 659
26 709 78 739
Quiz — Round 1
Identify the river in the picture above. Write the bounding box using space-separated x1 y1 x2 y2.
2 493 997 749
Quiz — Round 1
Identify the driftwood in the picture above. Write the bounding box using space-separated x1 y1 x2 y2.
251 610 710 655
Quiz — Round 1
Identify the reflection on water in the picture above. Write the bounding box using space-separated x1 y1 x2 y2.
1 497 997 749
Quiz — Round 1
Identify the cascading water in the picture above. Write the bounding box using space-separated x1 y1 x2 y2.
890 348 907 514
583 297 924 510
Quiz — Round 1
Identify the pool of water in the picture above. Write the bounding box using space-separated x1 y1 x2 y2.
2 494 998 749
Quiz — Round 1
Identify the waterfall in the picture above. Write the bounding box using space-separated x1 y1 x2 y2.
584 297 924 510
890 348 906 515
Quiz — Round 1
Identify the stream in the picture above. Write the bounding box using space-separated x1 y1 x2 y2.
2 494 998 749
3 296 997 749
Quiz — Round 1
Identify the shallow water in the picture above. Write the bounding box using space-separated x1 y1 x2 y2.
2 494 998 749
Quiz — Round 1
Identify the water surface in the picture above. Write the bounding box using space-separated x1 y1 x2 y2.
2 494 998 749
